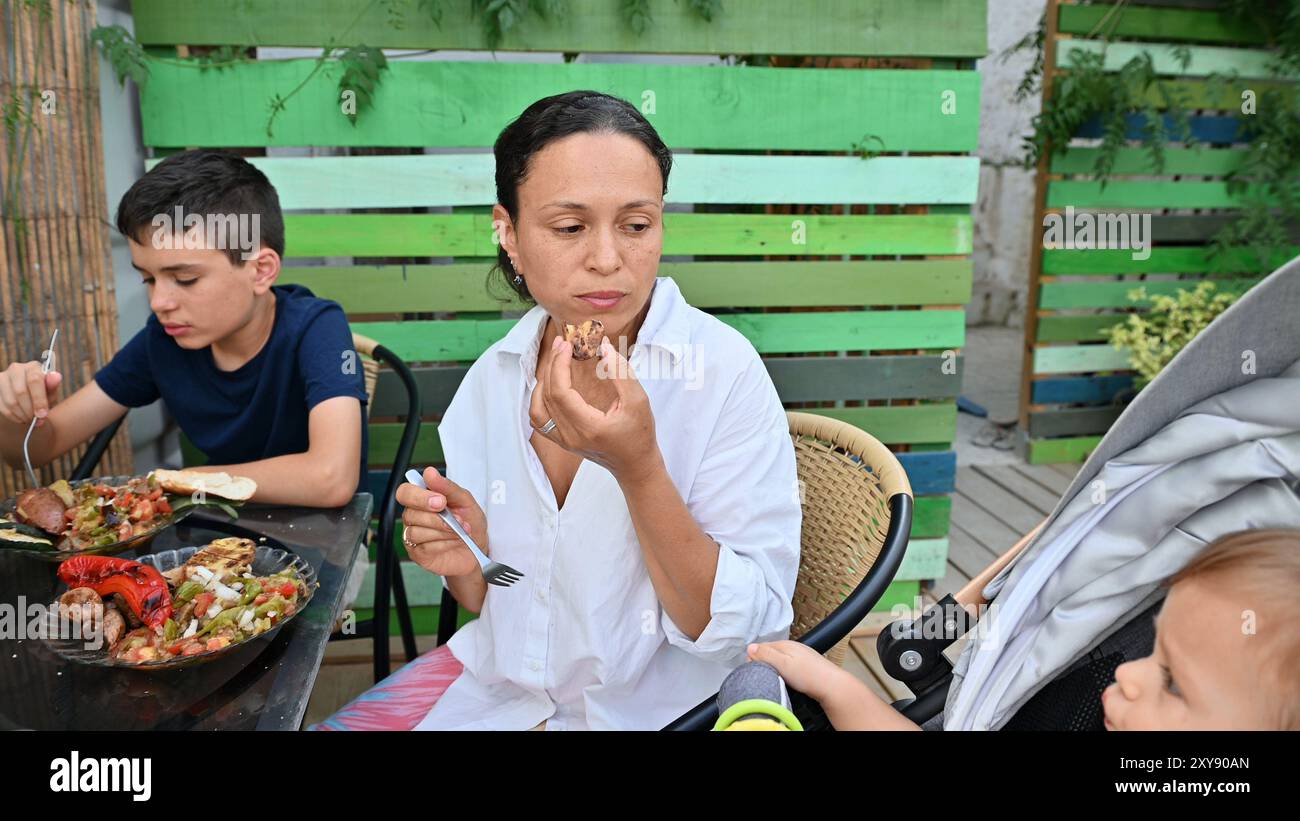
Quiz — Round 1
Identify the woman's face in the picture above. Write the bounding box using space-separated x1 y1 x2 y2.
494 131 664 345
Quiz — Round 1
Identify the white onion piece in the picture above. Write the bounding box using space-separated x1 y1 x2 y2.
182 619 198 638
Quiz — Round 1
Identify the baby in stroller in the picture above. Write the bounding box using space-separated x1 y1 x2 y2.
749 528 1300 731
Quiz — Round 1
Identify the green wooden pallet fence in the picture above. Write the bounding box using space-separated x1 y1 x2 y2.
131 0 985 630
1021 0 1290 464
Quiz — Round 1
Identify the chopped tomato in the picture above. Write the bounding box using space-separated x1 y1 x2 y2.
182 643 205 656
283 602 296 616
253 593 269 606
129 499 155 522
193 592 215 617
148 488 162 501
205 637 230 651
94 485 115 498
279 582 297 598
117 522 133 540
64 507 78 522
155 497 172 515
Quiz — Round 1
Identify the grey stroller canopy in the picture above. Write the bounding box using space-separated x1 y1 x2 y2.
942 263 1300 730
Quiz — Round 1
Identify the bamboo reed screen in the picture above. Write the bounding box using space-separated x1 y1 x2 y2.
0 0 131 498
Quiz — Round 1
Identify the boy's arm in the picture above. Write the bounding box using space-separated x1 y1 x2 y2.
0 364 129 471
195 395 362 507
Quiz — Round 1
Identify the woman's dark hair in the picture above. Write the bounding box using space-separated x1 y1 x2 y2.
491 90 672 302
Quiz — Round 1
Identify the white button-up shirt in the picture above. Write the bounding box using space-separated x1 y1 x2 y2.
414 276 801 730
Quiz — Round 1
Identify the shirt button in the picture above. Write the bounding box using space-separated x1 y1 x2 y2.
536 588 547 603
528 659 542 672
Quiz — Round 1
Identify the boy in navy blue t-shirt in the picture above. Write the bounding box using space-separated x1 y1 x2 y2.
0 150 367 507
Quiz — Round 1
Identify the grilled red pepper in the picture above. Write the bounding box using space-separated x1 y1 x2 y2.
56 556 172 629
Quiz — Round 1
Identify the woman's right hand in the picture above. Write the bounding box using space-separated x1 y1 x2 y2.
396 466 488 579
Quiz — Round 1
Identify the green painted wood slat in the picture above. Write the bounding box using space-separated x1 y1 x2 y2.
1038 276 1260 309
289 260 974 313
1056 39 1277 79
353 309 965 361
1028 407 1124 439
282 213 973 257
1032 344 1130 375
139 60 982 151
1027 435 1105 465
186 154 982 209
1057 4 1265 45
369 354 965 416
1042 247 1297 275
1050 147 1247 177
130 0 990 58
1046 180 1268 209
367 405 960 462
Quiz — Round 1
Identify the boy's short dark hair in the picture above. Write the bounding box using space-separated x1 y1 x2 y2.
116 149 285 266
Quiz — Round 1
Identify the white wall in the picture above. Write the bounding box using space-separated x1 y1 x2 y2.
971 0 1046 328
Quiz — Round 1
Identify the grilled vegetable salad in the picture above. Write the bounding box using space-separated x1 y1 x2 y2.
55 539 309 664
3 474 241 552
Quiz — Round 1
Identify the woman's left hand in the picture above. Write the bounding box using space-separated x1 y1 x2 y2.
529 336 661 482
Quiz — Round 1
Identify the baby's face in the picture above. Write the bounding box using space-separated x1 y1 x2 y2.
1102 580 1274 730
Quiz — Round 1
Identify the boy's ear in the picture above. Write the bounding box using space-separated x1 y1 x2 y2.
249 246 281 293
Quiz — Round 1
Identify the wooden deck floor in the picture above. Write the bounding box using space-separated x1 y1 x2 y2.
845 461 1081 702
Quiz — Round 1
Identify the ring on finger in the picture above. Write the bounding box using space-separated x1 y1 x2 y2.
536 418 557 435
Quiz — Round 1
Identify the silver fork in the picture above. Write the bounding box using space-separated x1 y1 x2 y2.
22 328 58 487
404 468 523 587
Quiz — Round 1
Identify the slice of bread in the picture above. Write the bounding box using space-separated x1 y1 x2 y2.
150 469 257 502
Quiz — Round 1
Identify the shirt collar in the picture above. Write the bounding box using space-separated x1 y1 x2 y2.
496 276 691 366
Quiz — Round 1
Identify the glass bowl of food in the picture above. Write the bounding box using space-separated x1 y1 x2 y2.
43 538 317 669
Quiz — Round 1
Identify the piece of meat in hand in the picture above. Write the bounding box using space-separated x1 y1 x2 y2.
563 320 605 361
15 487 68 535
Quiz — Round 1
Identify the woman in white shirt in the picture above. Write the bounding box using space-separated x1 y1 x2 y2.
339 90 801 731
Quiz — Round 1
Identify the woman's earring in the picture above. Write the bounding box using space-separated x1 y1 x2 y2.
513 273 523 286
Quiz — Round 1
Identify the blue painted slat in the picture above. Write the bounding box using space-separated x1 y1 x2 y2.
895 451 957 496
1075 114 1244 144
1032 375 1135 405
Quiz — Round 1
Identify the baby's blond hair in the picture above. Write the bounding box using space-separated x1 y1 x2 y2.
1169 528 1300 729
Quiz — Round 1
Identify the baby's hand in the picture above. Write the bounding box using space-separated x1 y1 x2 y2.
747 640 849 704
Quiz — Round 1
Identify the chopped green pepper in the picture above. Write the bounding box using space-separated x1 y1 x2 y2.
253 597 286 619
195 605 248 639
238 580 263 606
174 580 204 603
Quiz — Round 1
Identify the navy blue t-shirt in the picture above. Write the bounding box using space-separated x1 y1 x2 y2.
95 284 369 493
